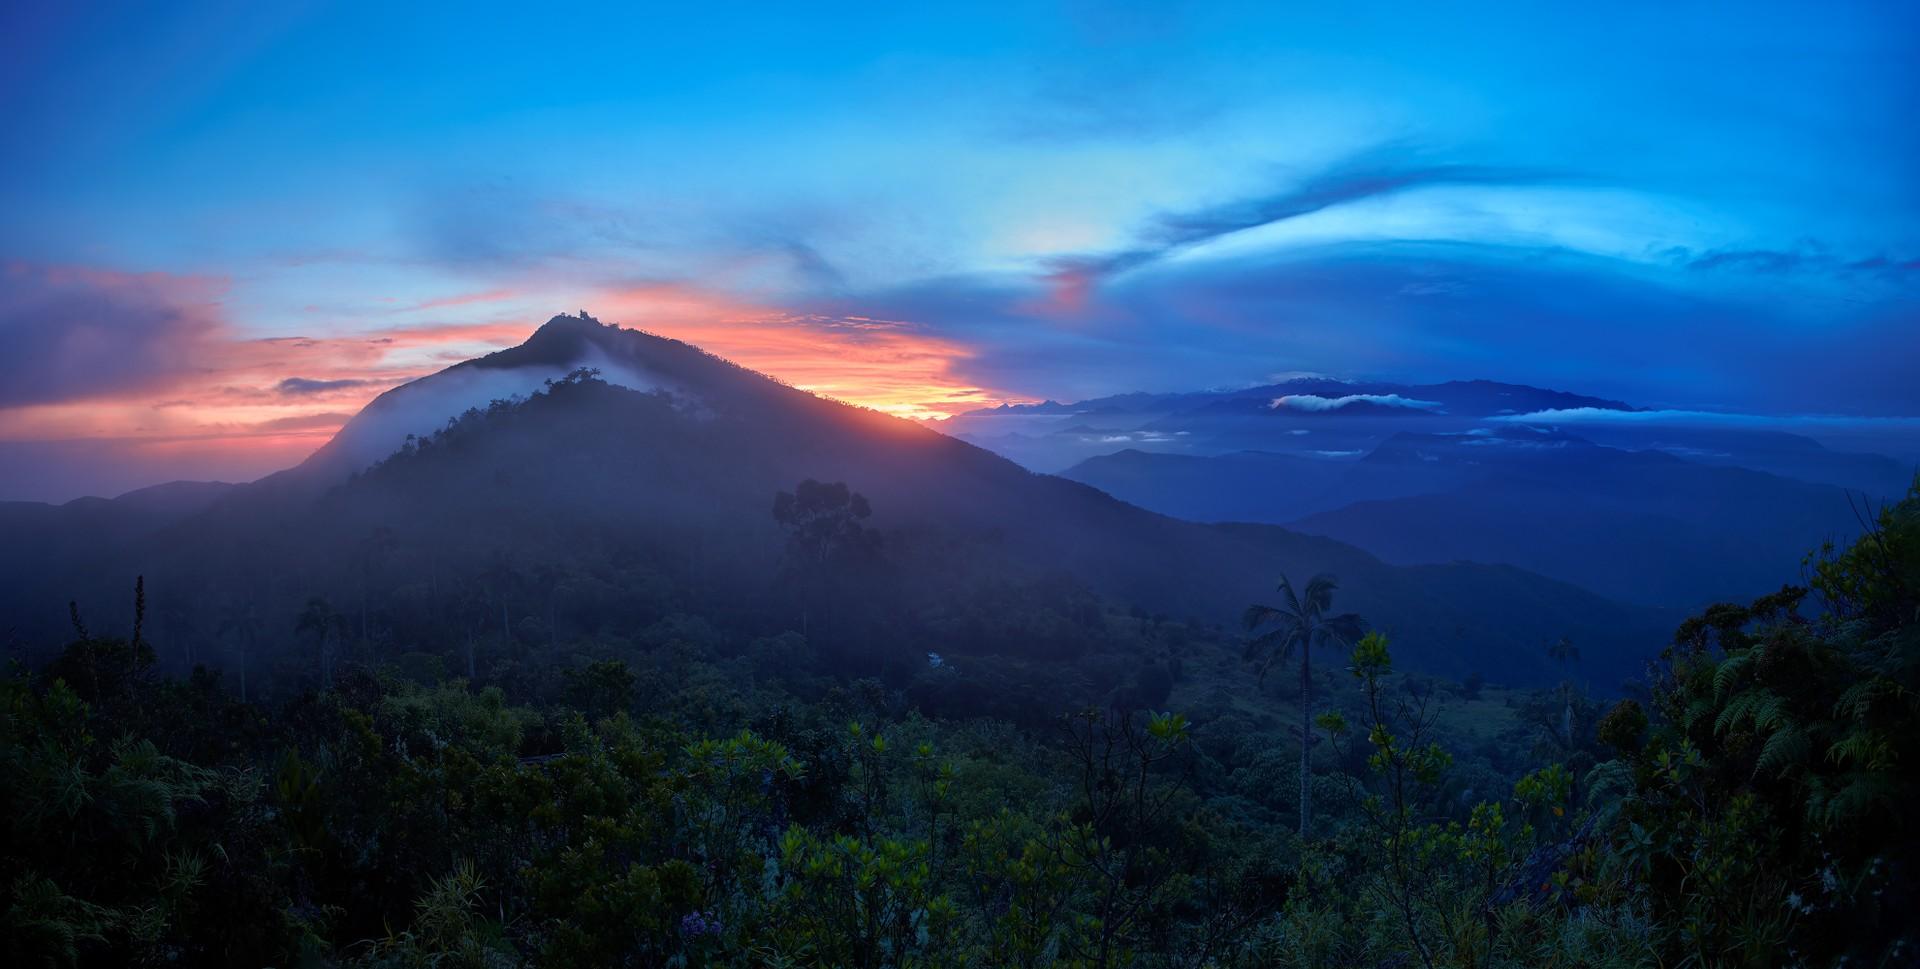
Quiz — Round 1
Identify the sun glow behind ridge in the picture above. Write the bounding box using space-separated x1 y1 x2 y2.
594 285 1009 422
0 268 1015 498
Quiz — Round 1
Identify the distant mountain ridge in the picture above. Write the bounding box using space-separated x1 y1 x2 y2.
940 369 1912 508
0 313 1675 689
966 377 1635 422
0 480 237 601
939 374 1654 475
1065 425 1874 609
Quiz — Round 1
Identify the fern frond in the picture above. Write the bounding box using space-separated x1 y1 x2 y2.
1683 697 1717 732
1753 725 1809 779
1715 690 1788 735
1751 693 1791 732
1715 690 1760 734
1713 652 1753 700
1825 729 1893 771
1833 677 1892 722
1811 771 1898 827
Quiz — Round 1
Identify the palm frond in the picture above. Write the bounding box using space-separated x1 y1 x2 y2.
1320 612 1365 646
1277 574 1304 619
1243 604 1285 632
1244 627 1301 665
1303 573 1339 615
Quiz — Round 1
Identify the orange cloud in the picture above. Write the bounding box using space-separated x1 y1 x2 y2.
2 264 1021 499
0 280 537 451
595 284 1007 420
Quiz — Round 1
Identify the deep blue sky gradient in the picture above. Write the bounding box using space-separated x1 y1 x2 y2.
2 1 1916 496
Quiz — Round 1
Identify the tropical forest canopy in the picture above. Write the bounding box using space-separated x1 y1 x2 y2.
3 320 1917 967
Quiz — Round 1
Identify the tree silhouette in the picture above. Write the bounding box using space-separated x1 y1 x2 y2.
47 581 156 707
772 480 880 637
455 580 491 680
296 597 349 690
480 556 520 645
532 562 572 650
215 596 263 703
1548 636 1581 743
566 659 635 719
1244 572 1364 838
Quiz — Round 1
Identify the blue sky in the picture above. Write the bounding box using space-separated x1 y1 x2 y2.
1 0 1916 496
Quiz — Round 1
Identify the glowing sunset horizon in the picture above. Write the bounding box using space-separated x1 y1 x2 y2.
0 256 1032 498
2 2 1915 501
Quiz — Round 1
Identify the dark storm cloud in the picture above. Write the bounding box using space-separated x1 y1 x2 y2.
0 264 224 407
1683 246 1920 284
276 377 367 395
252 411 353 431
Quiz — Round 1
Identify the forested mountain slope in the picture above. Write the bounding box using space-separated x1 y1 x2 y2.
0 315 1670 688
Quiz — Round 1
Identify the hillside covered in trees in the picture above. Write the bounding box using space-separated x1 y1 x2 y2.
3 324 1916 966
5 464 1916 966
10 0 1918 964
0 318 1675 691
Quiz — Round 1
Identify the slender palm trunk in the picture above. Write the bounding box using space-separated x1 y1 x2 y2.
1299 639 1312 838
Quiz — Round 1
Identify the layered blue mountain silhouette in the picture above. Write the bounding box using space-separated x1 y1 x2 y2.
0 314 1716 689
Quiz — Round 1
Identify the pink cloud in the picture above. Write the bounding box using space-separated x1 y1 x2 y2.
0 264 1030 498
0 261 232 406
0 264 540 456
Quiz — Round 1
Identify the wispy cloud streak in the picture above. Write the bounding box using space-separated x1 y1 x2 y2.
1043 147 1567 307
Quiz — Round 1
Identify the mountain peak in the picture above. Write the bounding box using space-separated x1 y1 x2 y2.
502 311 623 367
532 309 606 336
297 312 811 481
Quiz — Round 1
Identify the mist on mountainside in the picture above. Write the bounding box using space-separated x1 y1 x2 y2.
2 316 1677 690
6 310 1918 968
11 2 1920 960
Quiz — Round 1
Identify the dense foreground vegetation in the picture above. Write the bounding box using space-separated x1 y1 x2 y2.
5 481 1916 966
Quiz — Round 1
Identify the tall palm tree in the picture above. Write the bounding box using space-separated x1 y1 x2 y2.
216 600 261 703
481 557 520 644
1245 573 1364 838
1548 637 1581 743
